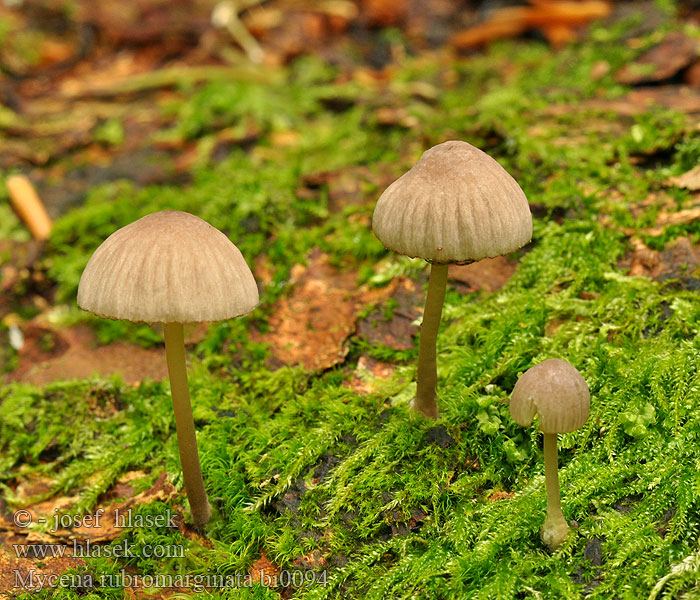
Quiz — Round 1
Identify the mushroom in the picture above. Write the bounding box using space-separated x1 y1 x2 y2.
510 359 590 550
372 140 532 418
77 210 258 526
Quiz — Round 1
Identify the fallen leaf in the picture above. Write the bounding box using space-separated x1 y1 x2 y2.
360 0 407 27
448 256 517 293
299 165 395 213
257 252 358 370
5 324 168 386
75 0 210 47
374 106 419 129
615 33 699 85
623 238 659 277
51 473 176 543
488 490 515 501
249 550 281 585
543 86 700 116
450 9 528 49
665 165 700 191
590 60 610 80
343 355 396 395
655 206 700 228
0 551 85 599
101 471 148 503
685 60 700 88
254 254 275 287
621 237 700 289
255 250 393 371
626 86 700 114
451 1 611 49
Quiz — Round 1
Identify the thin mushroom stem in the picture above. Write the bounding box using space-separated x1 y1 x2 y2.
163 322 212 527
541 432 568 549
413 262 448 419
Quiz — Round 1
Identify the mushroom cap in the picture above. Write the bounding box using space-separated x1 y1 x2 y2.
372 140 532 263
77 210 259 324
510 359 590 434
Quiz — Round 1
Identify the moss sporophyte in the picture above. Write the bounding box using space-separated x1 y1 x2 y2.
372 140 532 419
77 210 258 527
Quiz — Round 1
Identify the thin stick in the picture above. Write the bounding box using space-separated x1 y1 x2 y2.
542 432 568 549
6 175 52 240
163 322 211 527
413 262 448 419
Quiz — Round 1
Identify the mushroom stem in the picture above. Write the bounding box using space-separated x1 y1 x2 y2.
541 432 568 549
163 322 212 527
414 262 448 419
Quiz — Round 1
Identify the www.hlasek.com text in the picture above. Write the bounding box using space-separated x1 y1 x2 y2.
13 538 184 559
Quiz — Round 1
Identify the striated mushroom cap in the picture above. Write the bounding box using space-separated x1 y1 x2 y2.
510 359 590 434
78 210 259 324
372 140 532 264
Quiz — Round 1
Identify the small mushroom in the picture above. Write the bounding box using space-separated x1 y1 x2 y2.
372 141 532 418
78 210 258 527
510 359 590 550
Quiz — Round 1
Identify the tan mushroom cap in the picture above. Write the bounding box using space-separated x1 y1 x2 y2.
510 359 590 434
372 140 532 264
78 210 259 324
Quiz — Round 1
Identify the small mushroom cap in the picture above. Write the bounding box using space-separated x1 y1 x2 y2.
78 210 259 324
510 359 590 434
372 140 532 263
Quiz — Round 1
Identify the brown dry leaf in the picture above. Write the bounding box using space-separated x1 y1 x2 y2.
543 86 700 117
102 471 148 503
357 276 422 351
652 237 700 286
685 60 700 88
13 476 56 504
626 86 700 114
488 490 515 501
665 165 700 191
254 254 276 287
48 472 178 543
448 256 517 293
626 204 700 237
5 324 168 386
451 1 611 49
450 8 528 48
655 206 700 228
615 32 699 85
299 165 396 213
249 550 281 585
255 250 394 371
247 7 353 66
621 237 700 288
361 0 407 27
0 551 85 599
344 355 396 395
374 106 419 129
0 471 179 595
622 238 659 277
75 0 210 46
